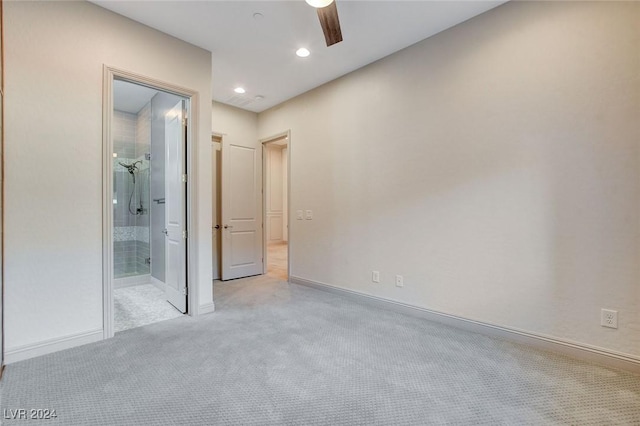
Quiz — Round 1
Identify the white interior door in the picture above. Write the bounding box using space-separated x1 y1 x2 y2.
164 100 187 312
265 145 284 243
221 139 263 280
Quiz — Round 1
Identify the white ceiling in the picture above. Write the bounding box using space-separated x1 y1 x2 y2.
93 1 506 113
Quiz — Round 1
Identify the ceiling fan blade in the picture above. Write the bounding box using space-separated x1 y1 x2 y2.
317 2 343 47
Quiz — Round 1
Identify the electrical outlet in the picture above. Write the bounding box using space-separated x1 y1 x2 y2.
372 271 380 283
395 275 404 288
601 309 618 329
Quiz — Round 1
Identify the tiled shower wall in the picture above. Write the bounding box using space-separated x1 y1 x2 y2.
113 105 151 279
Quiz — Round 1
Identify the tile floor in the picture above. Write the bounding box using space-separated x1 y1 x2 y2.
114 283 183 332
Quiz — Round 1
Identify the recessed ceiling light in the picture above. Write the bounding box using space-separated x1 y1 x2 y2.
253 12 264 20
254 95 265 101
296 48 310 58
234 87 246 94
305 0 334 8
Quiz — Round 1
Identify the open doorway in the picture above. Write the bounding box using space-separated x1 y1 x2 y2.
103 69 194 337
262 132 290 281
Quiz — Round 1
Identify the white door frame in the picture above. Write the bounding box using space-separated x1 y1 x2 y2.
211 133 223 280
261 130 291 280
102 66 200 339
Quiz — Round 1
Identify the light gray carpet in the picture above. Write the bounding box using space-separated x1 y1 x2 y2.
114 284 183 333
1 275 639 425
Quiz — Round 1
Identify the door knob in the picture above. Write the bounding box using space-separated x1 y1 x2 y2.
214 225 220 230
224 225 233 229
162 229 168 235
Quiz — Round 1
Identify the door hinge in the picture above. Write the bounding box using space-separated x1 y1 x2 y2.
183 230 188 239
182 174 188 183
182 287 188 295
182 117 188 126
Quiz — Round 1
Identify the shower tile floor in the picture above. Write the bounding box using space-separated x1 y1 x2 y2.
114 284 183 333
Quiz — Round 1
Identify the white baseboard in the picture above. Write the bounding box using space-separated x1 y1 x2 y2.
5 328 103 364
150 276 166 292
199 302 215 315
114 274 151 289
290 276 640 374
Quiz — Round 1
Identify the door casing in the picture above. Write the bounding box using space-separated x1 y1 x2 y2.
211 134 222 280
102 66 200 339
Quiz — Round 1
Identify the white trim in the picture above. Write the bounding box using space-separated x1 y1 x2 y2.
211 134 222 281
260 130 291 280
102 67 115 339
114 274 151 289
5 329 103 364
290 275 640 374
185 92 200 316
150 276 166 292
103 65 201 339
198 302 216 315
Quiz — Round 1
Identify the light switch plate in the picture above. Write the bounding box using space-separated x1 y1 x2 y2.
305 210 313 220
296 210 303 220
601 309 618 329
395 275 404 287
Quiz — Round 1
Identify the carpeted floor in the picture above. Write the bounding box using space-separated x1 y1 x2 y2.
1 275 639 425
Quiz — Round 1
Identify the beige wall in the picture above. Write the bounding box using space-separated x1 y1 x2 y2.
259 1 640 358
4 1 212 360
212 101 259 147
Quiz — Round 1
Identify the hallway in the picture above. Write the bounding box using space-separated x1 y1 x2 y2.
267 241 288 281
